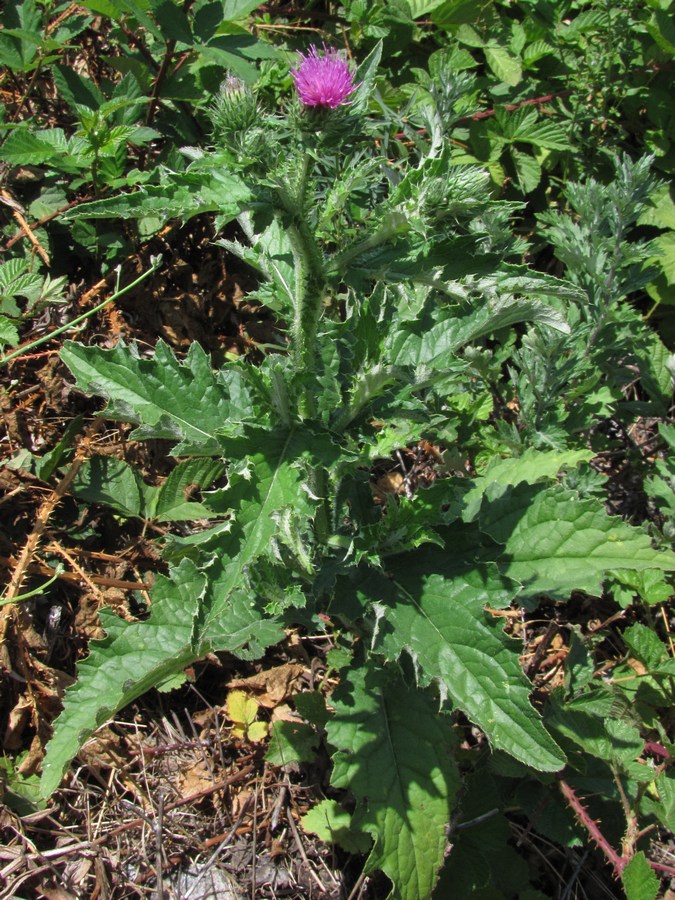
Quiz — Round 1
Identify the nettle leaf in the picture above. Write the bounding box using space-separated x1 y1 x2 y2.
481 485 675 599
327 664 460 900
354 548 565 772
61 340 253 455
0 129 66 166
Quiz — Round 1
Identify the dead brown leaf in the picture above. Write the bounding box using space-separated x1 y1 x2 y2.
228 663 305 708
177 759 218 798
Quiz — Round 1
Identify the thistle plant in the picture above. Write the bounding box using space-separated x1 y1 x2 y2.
41 44 675 898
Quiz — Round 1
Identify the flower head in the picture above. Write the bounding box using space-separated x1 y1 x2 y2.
291 44 358 109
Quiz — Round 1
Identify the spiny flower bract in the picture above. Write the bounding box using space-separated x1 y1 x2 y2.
291 44 358 109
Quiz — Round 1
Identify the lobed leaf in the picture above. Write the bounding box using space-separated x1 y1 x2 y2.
41 554 283 798
354 548 566 772
61 340 253 455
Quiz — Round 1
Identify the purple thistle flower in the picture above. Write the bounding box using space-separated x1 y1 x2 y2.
291 44 358 109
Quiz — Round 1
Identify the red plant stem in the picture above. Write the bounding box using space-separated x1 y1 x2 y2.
558 777 675 880
650 860 675 879
458 89 574 123
558 777 626 876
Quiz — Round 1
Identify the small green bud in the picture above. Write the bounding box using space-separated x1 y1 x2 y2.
210 75 259 137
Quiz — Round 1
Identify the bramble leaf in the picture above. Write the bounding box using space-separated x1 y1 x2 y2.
481 485 675 598
328 664 460 900
227 690 267 742
621 852 659 900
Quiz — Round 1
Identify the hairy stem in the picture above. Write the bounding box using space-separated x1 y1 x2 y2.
275 159 327 417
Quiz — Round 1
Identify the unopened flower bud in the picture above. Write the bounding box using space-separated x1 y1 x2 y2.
210 75 259 136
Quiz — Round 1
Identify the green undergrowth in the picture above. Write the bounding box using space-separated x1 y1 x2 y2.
1 2 674 898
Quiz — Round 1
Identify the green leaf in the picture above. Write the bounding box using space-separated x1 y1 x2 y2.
388 291 569 369
222 0 266 19
621 852 660 900
463 448 594 521
510 147 541 193
0 316 19 349
40 556 282 797
436 770 530 896
227 690 267 741
547 692 644 768
357 549 566 772
651 231 675 285
496 107 569 151
60 340 251 455
72 456 146 518
328 664 460 900
266 720 318 766
301 799 371 854
61 165 251 228
40 559 206 797
53 64 105 110
152 0 193 43
481 485 675 599
484 46 522 86
642 769 675 832
71 456 225 521
192 426 320 632
154 458 226 521
432 0 495 30
0 129 63 166
407 0 447 17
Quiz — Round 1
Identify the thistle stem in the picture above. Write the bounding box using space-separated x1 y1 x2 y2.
275 157 327 418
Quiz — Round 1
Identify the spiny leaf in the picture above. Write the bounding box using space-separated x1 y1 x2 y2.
387 292 569 369
40 559 206 797
354 548 566 772
60 166 252 227
60 340 253 455
462 448 594 521
40 556 283 798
